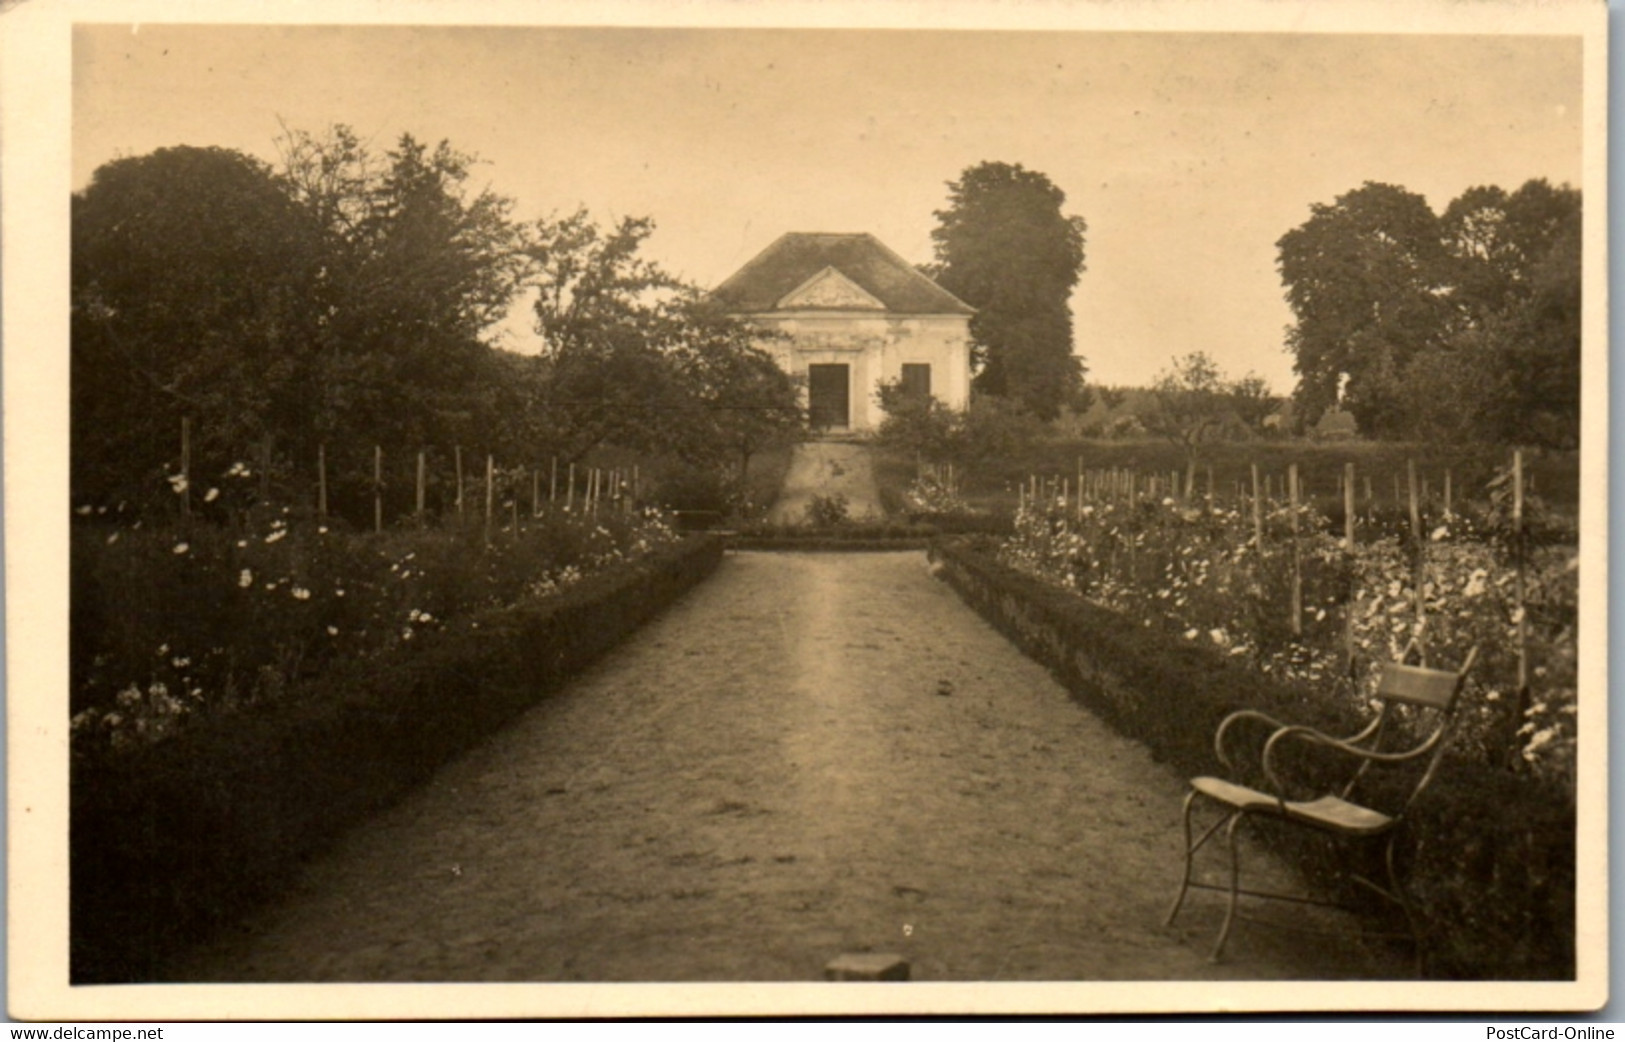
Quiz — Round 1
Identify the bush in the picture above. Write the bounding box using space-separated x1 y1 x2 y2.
71 534 725 983
803 493 850 526
930 537 1575 980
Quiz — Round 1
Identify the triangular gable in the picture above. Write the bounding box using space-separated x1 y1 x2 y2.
775 266 887 311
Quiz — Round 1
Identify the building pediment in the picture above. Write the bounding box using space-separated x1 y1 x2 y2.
775 266 887 311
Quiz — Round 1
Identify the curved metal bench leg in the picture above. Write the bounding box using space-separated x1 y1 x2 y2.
1210 812 1247 962
1385 833 1424 978
1166 789 1201 926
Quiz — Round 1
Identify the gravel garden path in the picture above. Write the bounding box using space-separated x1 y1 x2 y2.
165 550 1404 984
765 440 887 523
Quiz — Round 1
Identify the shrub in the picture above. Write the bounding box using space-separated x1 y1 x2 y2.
803 493 850 527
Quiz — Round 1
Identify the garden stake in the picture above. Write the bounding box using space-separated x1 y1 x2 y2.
1408 459 1424 648
317 443 327 520
1344 461 1357 675
1251 463 1263 549
259 435 271 505
374 445 383 535
1445 470 1453 516
484 454 494 545
532 470 540 518
455 446 465 525
416 451 426 527
1289 463 1302 637
550 457 558 505
179 417 191 520
567 463 575 511
1512 449 1530 764
511 499 520 544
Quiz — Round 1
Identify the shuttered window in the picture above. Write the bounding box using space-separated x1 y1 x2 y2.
901 364 931 399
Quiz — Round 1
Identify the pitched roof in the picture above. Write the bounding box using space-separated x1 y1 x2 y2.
711 232 974 316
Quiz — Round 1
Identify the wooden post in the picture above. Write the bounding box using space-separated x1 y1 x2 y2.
1513 449 1529 758
1343 462 1357 672
484 454 495 544
258 435 271 505
1289 463 1302 637
1251 463 1263 548
455 446 465 524
1205 464 1214 510
1408 458 1425 647
550 457 558 505
567 463 575 511
416 451 426 526
373 445 383 535
1444 469 1453 516
511 498 520 544
317 443 328 520
532 469 540 518
1184 460 1196 506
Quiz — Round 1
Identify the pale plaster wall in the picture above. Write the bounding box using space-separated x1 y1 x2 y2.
750 311 971 430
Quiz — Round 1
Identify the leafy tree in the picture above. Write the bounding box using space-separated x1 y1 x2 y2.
1279 178 1580 448
72 146 323 508
1276 181 1453 435
524 211 802 480
1139 352 1275 467
927 161 1087 421
275 125 532 463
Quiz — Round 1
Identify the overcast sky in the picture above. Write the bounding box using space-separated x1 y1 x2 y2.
73 22 1583 391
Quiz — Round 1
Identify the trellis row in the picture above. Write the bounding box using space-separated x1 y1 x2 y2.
173 418 642 540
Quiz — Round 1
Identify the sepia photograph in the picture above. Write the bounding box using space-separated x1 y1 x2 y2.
3 0 1608 1020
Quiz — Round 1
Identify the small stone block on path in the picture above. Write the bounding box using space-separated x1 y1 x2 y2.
824 952 910 981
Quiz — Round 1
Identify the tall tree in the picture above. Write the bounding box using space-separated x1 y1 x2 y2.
524 211 802 473
72 146 323 508
276 125 532 460
1276 181 1453 436
928 162 1087 421
1279 177 1580 447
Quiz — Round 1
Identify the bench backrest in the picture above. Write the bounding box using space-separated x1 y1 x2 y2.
1375 661 1465 710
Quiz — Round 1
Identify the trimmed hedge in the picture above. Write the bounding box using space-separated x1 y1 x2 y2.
71 535 725 983
931 536 1575 980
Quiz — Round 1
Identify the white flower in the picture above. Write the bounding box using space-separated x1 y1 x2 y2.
173 542 189 554
167 474 189 494
75 505 92 516
239 569 254 588
1209 628 1227 646
326 625 339 636
1429 525 1449 542
291 587 311 601
106 533 119 545
1183 628 1199 641
204 487 220 503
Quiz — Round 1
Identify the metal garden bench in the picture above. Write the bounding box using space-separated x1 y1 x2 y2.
1165 643 1479 974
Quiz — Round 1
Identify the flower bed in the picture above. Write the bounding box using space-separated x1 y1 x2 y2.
71 506 682 748
71 533 724 983
931 536 1574 979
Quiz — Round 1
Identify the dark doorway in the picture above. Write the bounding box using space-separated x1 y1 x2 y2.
808 364 850 429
